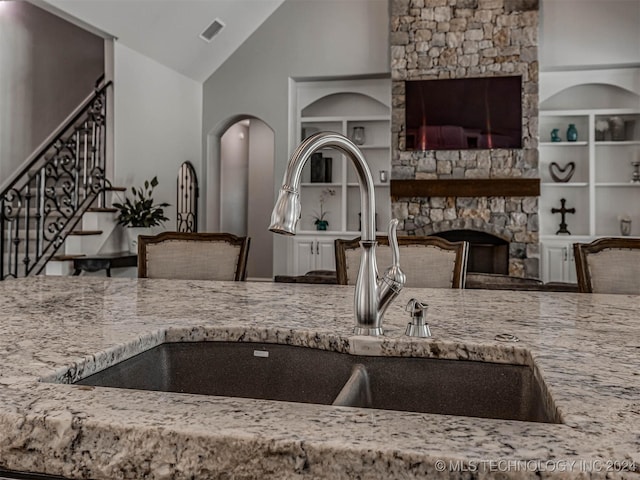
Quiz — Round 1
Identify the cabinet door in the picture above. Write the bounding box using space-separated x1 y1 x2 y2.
316 239 336 271
542 244 567 283
565 247 577 284
293 238 316 275
542 242 577 283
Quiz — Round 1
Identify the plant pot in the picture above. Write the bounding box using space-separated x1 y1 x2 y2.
315 220 328 231
127 227 150 253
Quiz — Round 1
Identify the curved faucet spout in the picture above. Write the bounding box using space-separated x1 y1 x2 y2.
269 132 376 241
269 132 404 336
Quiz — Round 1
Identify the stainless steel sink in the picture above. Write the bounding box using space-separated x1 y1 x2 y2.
74 342 561 424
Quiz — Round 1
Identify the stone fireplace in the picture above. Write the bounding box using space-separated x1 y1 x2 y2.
390 0 540 278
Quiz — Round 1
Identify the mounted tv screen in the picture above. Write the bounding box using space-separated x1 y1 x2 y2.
405 75 522 150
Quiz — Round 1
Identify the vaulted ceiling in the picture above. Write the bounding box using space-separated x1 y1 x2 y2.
36 0 284 83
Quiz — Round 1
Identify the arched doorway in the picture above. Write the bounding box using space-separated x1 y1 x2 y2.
207 116 275 280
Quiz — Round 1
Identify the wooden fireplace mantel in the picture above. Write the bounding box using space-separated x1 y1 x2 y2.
390 178 540 198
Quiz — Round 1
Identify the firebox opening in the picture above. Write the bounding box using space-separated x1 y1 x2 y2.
431 230 509 275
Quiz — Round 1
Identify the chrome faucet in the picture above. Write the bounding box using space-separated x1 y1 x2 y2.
269 132 406 336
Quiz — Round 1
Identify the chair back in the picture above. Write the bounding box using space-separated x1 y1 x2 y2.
573 237 640 294
138 232 250 281
335 236 468 288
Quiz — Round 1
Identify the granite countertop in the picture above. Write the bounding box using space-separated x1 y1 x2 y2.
0 277 638 479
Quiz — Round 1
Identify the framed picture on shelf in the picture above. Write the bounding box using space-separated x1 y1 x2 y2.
310 153 332 183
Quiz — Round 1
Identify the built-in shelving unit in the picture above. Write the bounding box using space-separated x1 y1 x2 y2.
539 108 640 238
285 77 391 275
539 68 640 282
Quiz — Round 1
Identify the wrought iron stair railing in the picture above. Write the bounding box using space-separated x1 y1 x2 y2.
1 79 113 280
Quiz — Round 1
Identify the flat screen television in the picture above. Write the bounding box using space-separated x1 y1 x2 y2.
404 75 522 150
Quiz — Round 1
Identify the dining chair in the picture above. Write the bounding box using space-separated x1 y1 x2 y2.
138 232 250 281
573 237 640 294
334 235 469 288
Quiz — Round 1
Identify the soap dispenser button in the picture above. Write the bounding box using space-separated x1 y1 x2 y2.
405 298 431 338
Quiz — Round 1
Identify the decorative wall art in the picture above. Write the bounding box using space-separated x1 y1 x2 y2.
631 161 640 183
595 119 609 141
609 116 625 141
549 161 576 183
551 198 575 235
310 153 332 183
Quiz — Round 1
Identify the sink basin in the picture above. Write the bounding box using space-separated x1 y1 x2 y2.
74 342 560 424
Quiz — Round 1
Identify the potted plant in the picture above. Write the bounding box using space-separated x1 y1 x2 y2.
113 176 170 252
312 188 335 231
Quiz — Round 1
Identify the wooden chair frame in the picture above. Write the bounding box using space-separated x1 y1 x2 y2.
335 235 468 288
573 237 640 293
138 232 250 281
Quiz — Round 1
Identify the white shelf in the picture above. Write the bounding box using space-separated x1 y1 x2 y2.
542 182 589 187
595 141 640 146
595 182 640 187
358 144 390 150
300 182 342 187
540 141 588 147
301 115 389 123
346 182 390 188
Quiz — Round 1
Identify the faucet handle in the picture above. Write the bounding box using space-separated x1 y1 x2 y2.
381 219 405 291
405 298 431 338
376 219 406 320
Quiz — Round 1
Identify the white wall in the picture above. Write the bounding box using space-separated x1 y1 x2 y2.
540 0 640 69
220 122 249 235
247 119 274 279
202 0 390 275
113 42 202 231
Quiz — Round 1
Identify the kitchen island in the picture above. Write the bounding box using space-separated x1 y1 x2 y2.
0 276 638 479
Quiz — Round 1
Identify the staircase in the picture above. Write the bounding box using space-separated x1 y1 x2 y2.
0 78 120 280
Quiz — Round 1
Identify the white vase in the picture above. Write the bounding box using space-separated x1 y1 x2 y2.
126 227 150 253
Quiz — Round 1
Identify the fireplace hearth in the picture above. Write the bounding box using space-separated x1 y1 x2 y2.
432 230 509 275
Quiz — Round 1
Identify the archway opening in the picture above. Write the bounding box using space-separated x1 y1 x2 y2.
215 117 275 280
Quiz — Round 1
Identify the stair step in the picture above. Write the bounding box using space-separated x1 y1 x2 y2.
87 207 118 213
50 253 86 261
68 230 103 236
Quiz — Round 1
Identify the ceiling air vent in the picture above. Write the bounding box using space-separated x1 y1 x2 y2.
200 18 225 42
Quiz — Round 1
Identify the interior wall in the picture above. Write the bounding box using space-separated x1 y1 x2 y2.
220 122 249 236
540 0 640 69
0 0 103 187
113 42 202 231
247 119 275 279
202 0 390 276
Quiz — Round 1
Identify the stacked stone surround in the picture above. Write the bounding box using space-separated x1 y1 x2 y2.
390 0 540 278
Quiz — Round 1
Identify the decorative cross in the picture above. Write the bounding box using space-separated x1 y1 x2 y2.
551 198 575 235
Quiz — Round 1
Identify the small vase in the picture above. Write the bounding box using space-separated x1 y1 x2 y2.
566 124 578 142
550 128 561 142
352 126 365 145
620 219 632 236
316 220 328 231
127 227 150 253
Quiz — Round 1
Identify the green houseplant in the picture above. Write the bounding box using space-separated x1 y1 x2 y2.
312 188 335 231
113 176 169 251
113 176 169 228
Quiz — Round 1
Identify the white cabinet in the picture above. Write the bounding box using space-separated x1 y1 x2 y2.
292 235 337 274
540 239 587 283
285 77 391 275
